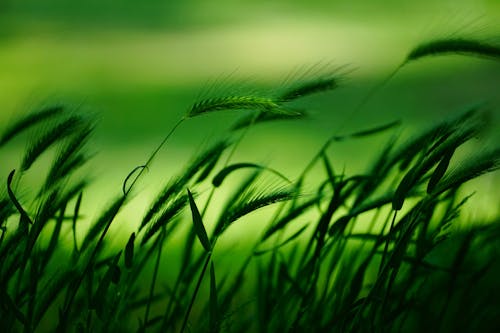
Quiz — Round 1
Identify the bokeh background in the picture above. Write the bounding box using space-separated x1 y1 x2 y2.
1 0 499 242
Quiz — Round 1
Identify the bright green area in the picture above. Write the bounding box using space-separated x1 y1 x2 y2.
1 0 499 228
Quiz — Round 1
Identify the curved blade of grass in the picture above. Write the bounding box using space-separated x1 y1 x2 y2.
212 162 291 187
187 189 211 252
72 192 83 253
123 165 147 195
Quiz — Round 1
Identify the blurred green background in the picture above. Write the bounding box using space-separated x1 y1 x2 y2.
1 0 499 237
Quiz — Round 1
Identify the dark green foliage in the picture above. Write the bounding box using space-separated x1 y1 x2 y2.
1 36 499 333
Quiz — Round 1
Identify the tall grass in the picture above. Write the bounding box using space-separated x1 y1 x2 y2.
0 36 499 333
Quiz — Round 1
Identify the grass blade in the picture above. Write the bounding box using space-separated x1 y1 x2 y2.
124 232 135 269
72 192 83 254
187 189 211 252
427 147 455 194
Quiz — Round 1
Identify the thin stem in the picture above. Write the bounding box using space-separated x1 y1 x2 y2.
333 63 403 135
142 230 165 332
295 63 404 183
180 252 212 333
201 111 260 217
175 111 261 331
58 117 185 331
125 117 185 196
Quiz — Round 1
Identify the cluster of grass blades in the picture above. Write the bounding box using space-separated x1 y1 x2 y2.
1 36 500 332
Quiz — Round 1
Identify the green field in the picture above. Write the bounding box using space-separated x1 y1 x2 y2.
1 1 500 332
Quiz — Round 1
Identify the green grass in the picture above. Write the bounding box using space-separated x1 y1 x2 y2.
0 36 499 333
